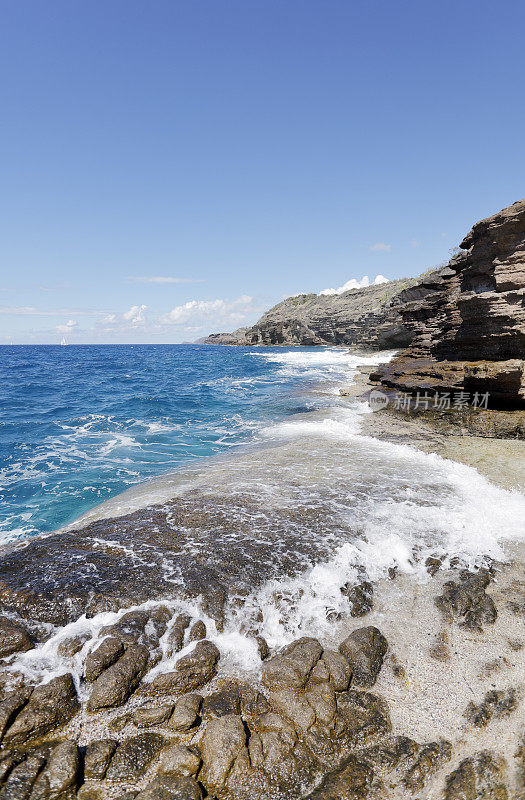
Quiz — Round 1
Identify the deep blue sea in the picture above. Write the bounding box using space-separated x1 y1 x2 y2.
0 344 353 543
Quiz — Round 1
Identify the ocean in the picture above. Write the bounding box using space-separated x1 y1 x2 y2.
1 343 524 681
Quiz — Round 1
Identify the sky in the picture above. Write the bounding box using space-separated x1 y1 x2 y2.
1 0 524 344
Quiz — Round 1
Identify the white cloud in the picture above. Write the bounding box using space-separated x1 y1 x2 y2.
160 295 255 326
56 319 77 334
123 304 148 326
411 238 420 248
369 243 391 252
126 276 205 284
441 232 448 238
319 275 389 296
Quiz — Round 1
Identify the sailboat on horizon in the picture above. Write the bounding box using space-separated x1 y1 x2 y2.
60 337 67 346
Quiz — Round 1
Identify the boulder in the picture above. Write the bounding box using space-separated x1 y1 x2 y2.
168 694 202 732
341 582 374 617
150 641 219 695
201 684 242 719
436 569 497 630
0 754 46 798
0 688 32 743
83 739 118 780
165 615 191 658
339 627 387 687
403 740 452 791
105 734 166 782
158 745 201 777
262 638 323 691
29 740 80 800
188 621 206 642
3 674 79 746
307 756 374 800
198 714 247 796
84 637 124 682
444 751 509 800
0 617 33 659
318 650 352 692
87 644 149 710
133 704 174 727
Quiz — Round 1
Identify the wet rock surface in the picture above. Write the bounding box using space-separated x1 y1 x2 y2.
436 569 498 630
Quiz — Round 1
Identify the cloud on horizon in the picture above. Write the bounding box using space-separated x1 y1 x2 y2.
369 242 391 252
319 274 389 296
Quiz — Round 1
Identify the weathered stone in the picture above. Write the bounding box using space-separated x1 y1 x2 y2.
133 704 174 727
101 611 150 645
56 635 89 659
0 754 45 799
319 650 353 692
444 751 509 800
262 638 323 691
106 734 166 782
83 739 118 780
165 616 191 658
403 739 452 791
255 636 270 661
307 756 374 800
339 627 388 687
168 694 202 732
305 681 337 726
0 688 32 743
341 582 374 617
199 714 247 795
188 621 206 642
87 644 149 710
240 686 271 719
134 776 202 800
336 690 392 744
202 684 242 719
149 607 173 638
85 637 124 682
436 569 497 630
268 688 316 734
158 745 201 777
29 740 80 800
150 641 219 695
0 618 33 659
3 674 79 746
464 688 518 727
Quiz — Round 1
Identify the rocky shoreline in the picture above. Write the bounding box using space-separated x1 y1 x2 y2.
0 539 523 799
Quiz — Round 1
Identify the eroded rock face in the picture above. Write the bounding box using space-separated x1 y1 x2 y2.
0 617 33 659
205 278 419 349
378 199 525 408
444 751 509 800
87 644 149 711
436 569 497 630
149 641 220 696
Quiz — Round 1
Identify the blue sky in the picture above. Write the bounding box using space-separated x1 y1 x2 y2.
1 0 524 343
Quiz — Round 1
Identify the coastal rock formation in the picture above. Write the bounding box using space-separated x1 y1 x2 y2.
205 277 421 349
377 199 525 407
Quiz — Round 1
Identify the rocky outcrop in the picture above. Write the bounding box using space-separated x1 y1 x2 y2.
378 199 525 407
205 278 422 349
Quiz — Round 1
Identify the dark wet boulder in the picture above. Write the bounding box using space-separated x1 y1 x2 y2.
202 684 242 719
464 687 517 727
29 740 80 800
341 582 374 617
84 739 118 780
3 674 79 746
101 610 150 645
0 753 46 798
444 751 509 799
105 733 166 782
338 627 388 687
149 641 219 695
168 693 202 732
87 644 149 710
0 617 33 659
188 621 206 642
56 635 89 658
158 744 201 777
84 636 124 682
165 615 191 657
255 636 270 661
403 739 452 791
262 638 323 691
436 569 497 630
149 607 173 638
134 775 202 800
307 756 374 799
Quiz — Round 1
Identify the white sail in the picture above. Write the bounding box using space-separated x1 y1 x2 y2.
60 337 67 346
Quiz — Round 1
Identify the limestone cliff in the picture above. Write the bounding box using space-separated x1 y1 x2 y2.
205 277 421 349
377 199 525 408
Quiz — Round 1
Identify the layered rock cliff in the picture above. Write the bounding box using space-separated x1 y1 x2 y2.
205 277 421 349
377 199 525 408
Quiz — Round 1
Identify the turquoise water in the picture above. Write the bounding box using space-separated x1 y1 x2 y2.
0 344 349 542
